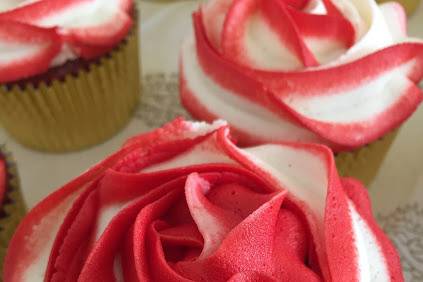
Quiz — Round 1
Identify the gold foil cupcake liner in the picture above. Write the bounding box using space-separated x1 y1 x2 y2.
0 146 25 272
336 130 398 186
0 24 141 152
377 0 421 15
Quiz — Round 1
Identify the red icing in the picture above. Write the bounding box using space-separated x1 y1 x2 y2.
221 0 319 68
342 178 404 281
4 119 403 281
62 10 132 51
0 0 134 83
180 0 423 151
0 21 61 83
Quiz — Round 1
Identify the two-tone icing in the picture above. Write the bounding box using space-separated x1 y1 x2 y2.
4 119 403 281
0 0 133 83
180 0 423 151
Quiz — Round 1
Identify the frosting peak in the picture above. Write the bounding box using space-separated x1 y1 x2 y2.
4 119 403 281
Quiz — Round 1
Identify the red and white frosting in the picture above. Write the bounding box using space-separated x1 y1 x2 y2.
180 0 423 151
4 119 403 281
0 0 133 83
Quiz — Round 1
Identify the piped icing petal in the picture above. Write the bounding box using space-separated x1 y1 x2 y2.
0 0 133 82
180 0 423 151
220 0 319 70
379 2 407 40
4 119 403 281
0 20 61 83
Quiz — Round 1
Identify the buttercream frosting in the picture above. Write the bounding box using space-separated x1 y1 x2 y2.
180 0 423 151
4 118 404 281
0 0 133 83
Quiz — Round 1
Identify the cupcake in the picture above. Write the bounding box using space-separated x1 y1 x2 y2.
378 0 421 15
0 0 140 152
4 119 403 281
180 0 423 185
0 146 25 271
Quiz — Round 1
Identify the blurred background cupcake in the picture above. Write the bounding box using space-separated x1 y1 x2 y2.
0 145 24 271
0 0 140 152
180 0 423 185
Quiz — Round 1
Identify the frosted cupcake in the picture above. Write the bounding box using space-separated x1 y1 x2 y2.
0 0 140 152
0 146 25 270
4 119 403 281
180 0 423 185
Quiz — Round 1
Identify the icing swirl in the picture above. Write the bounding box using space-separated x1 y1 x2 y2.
0 0 133 83
4 119 403 281
180 0 423 151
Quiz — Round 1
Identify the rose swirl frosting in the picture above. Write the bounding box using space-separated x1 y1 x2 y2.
4 119 402 281
180 0 423 151
0 0 133 83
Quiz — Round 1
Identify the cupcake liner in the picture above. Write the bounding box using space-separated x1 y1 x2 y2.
0 146 25 272
377 0 420 15
0 21 141 152
336 130 398 186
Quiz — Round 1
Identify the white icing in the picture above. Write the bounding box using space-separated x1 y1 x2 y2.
182 38 322 144
0 0 126 68
330 0 394 66
236 142 330 277
244 12 303 70
201 0 232 50
236 141 392 281
349 202 390 281
0 42 44 65
221 0 395 70
304 37 347 64
38 0 123 65
333 0 370 40
379 2 407 40
243 144 328 223
185 0 423 144
23 190 83 282
283 62 414 123
36 1 122 28
185 174 227 258
183 119 227 139
50 44 77 67
305 0 327 14
142 135 236 173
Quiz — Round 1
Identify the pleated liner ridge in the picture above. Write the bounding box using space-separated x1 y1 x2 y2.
0 25 140 152
0 146 25 273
